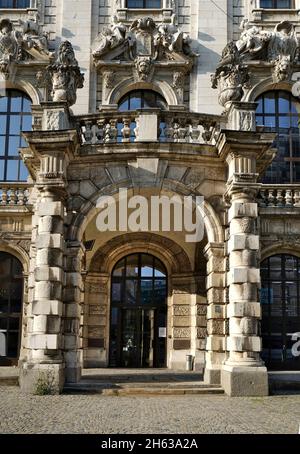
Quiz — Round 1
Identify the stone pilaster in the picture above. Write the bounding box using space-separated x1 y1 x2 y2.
217 130 276 397
204 242 226 385
19 105 78 393
63 242 85 383
20 188 66 393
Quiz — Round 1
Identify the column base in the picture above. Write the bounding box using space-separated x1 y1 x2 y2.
65 366 81 384
19 362 65 395
221 364 269 397
204 367 221 385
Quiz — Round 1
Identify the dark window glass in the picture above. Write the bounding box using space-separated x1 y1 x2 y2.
256 91 300 183
112 253 167 306
261 254 300 370
118 90 167 111
118 90 167 142
0 252 23 364
0 90 31 181
0 0 30 7
260 0 292 7
127 0 162 8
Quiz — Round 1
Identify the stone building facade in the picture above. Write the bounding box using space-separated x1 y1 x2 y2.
0 0 300 396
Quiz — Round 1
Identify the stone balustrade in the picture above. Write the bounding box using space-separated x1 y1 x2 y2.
0 184 31 207
259 186 300 208
76 110 221 146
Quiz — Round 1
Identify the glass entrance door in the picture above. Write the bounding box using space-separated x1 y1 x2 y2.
109 254 167 368
261 254 300 370
0 252 23 366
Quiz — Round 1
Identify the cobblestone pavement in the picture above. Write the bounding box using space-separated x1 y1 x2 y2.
0 386 300 434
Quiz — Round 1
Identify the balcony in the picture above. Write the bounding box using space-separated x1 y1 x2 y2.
75 109 222 148
259 185 300 208
0 183 32 209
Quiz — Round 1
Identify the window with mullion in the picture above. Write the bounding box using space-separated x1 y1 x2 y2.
126 0 162 8
0 0 30 8
260 0 292 8
256 90 300 184
0 90 31 182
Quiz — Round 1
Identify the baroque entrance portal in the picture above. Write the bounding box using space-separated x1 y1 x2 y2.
109 253 167 368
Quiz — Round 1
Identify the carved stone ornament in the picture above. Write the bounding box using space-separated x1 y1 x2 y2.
93 14 198 62
46 41 84 106
211 41 250 111
103 70 115 88
236 20 299 83
0 18 51 80
134 56 153 81
212 20 300 108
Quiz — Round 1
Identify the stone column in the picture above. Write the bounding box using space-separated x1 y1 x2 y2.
217 130 276 397
20 187 66 393
19 104 78 394
204 242 226 385
63 242 85 383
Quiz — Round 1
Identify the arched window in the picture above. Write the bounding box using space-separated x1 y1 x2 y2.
0 252 23 366
110 253 167 368
118 90 167 111
256 91 300 184
0 90 32 181
261 254 300 370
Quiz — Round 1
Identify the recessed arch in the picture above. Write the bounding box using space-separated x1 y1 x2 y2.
244 77 293 103
89 232 192 275
67 182 224 246
0 242 29 274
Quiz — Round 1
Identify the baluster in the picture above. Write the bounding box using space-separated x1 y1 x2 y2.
285 189 293 207
177 118 188 143
1 188 8 205
121 117 131 143
18 188 25 206
83 121 93 144
105 119 118 143
164 118 174 142
96 119 105 143
267 189 275 207
173 121 179 143
258 189 267 207
202 122 213 143
190 119 200 143
276 189 284 207
9 188 17 205
294 190 300 207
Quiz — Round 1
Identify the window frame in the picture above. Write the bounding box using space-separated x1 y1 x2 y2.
256 90 300 184
0 0 31 8
126 0 162 9
259 0 294 8
0 89 31 182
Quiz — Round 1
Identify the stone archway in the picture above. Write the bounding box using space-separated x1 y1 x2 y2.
83 232 210 370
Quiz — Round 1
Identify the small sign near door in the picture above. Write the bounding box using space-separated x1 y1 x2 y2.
159 327 167 338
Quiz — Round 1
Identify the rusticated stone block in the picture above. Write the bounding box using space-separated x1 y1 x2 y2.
173 328 191 339
197 327 207 338
228 202 258 222
38 201 64 218
207 319 225 335
197 305 207 316
174 306 190 316
197 315 207 327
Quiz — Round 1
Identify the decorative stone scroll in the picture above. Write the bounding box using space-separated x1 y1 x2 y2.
0 18 51 79
212 20 300 109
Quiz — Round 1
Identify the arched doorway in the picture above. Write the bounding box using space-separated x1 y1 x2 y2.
0 252 23 366
261 254 300 370
109 253 168 368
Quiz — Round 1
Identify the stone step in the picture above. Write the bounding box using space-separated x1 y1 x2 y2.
0 377 19 387
64 382 224 396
